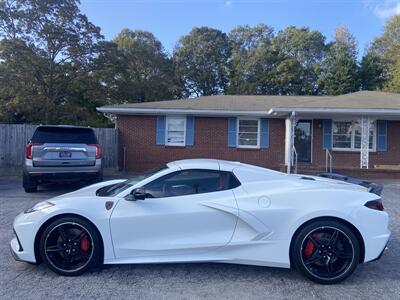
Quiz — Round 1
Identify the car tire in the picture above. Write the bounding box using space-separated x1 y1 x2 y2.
23 173 37 193
39 216 102 276
291 219 360 284
24 186 37 193
92 171 103 184
97 171 103 182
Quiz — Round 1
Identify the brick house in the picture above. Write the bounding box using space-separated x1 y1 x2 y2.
98 91 400 178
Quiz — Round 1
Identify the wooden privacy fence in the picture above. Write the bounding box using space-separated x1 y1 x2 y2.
0 124 118 169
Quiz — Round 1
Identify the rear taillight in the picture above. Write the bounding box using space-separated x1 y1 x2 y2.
89 144 102 159
25 143 33 159
25 142 43 159
365 199 384 211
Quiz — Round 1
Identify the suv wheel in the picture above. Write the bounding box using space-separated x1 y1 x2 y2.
23 173 37 193
92 171 103 184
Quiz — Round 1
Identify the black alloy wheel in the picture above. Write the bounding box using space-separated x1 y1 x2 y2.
292 220 360 284
39 216 101 276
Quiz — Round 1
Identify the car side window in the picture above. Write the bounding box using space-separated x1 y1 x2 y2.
143 169 240 198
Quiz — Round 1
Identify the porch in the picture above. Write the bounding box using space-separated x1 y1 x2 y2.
277 110 400 178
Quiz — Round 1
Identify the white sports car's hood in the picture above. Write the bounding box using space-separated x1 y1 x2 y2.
49 179 127 202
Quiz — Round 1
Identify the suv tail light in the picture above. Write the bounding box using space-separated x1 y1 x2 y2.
89 144 102 159
365 199 384 211
25 142 42 159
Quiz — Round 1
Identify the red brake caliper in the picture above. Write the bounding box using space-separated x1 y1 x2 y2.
80 235 90 253
303 233 319 257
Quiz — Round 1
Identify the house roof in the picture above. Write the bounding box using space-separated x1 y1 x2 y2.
97 91 400 117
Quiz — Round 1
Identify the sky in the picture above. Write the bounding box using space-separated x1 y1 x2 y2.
80 0 400 57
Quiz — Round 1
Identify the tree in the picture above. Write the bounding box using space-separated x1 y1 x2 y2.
0 0 102 124
0 0 23 39
360 51 387 90
273 26 326 94
227 24 279 95
318 27 360 95
0 39 47 123
273 26 326 67
272 58 306 95
370 16 400 93
109 29 181 102
173 27 230 97
385 57 400 93
371 16 400 63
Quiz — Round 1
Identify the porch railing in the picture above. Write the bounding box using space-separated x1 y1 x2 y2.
325 149 333 173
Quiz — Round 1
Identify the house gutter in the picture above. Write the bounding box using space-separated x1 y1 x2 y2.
268 108 400 116
96 107 271 117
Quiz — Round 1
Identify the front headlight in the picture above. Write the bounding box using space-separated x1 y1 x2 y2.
24 201 54 214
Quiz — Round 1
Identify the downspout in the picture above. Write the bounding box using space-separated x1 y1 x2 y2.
285 112 296 174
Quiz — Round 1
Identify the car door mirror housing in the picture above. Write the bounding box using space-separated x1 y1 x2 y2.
129 187 146 201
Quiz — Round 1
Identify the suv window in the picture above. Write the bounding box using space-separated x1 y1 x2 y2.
31 126 98 144
144 169 241 198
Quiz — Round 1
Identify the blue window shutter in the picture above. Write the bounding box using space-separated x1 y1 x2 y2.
377 120 388 152
185 116 195 146
260 118 269 149
156 115 166 145
322 119 332 149
228 118 237 148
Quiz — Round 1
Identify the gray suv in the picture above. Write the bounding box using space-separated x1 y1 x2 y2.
23 125 103 192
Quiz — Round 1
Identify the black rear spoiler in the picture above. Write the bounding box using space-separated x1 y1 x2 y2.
319 172 383 196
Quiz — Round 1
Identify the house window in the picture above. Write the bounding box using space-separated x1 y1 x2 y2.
237 119 260 148
332 120 376 151
166 116 186 146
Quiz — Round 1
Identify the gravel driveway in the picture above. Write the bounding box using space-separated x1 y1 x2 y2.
0 177 399 300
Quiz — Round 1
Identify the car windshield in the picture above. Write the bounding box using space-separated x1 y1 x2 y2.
96 166 168 197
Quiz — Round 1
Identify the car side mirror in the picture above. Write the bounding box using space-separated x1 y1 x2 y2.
130 187 146 201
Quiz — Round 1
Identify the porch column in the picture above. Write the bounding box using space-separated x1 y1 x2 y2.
285 112 297 174
360 115 370 169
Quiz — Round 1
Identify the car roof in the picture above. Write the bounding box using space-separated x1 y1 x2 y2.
167 158 283 176
36 125 94 130
167 159 221 170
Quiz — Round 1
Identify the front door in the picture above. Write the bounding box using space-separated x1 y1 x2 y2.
110 169 238 259
294 120 312 163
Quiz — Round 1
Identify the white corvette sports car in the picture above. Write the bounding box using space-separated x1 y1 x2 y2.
11 159 390 284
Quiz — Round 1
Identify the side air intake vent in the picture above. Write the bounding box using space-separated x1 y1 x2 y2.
300 176 315 181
